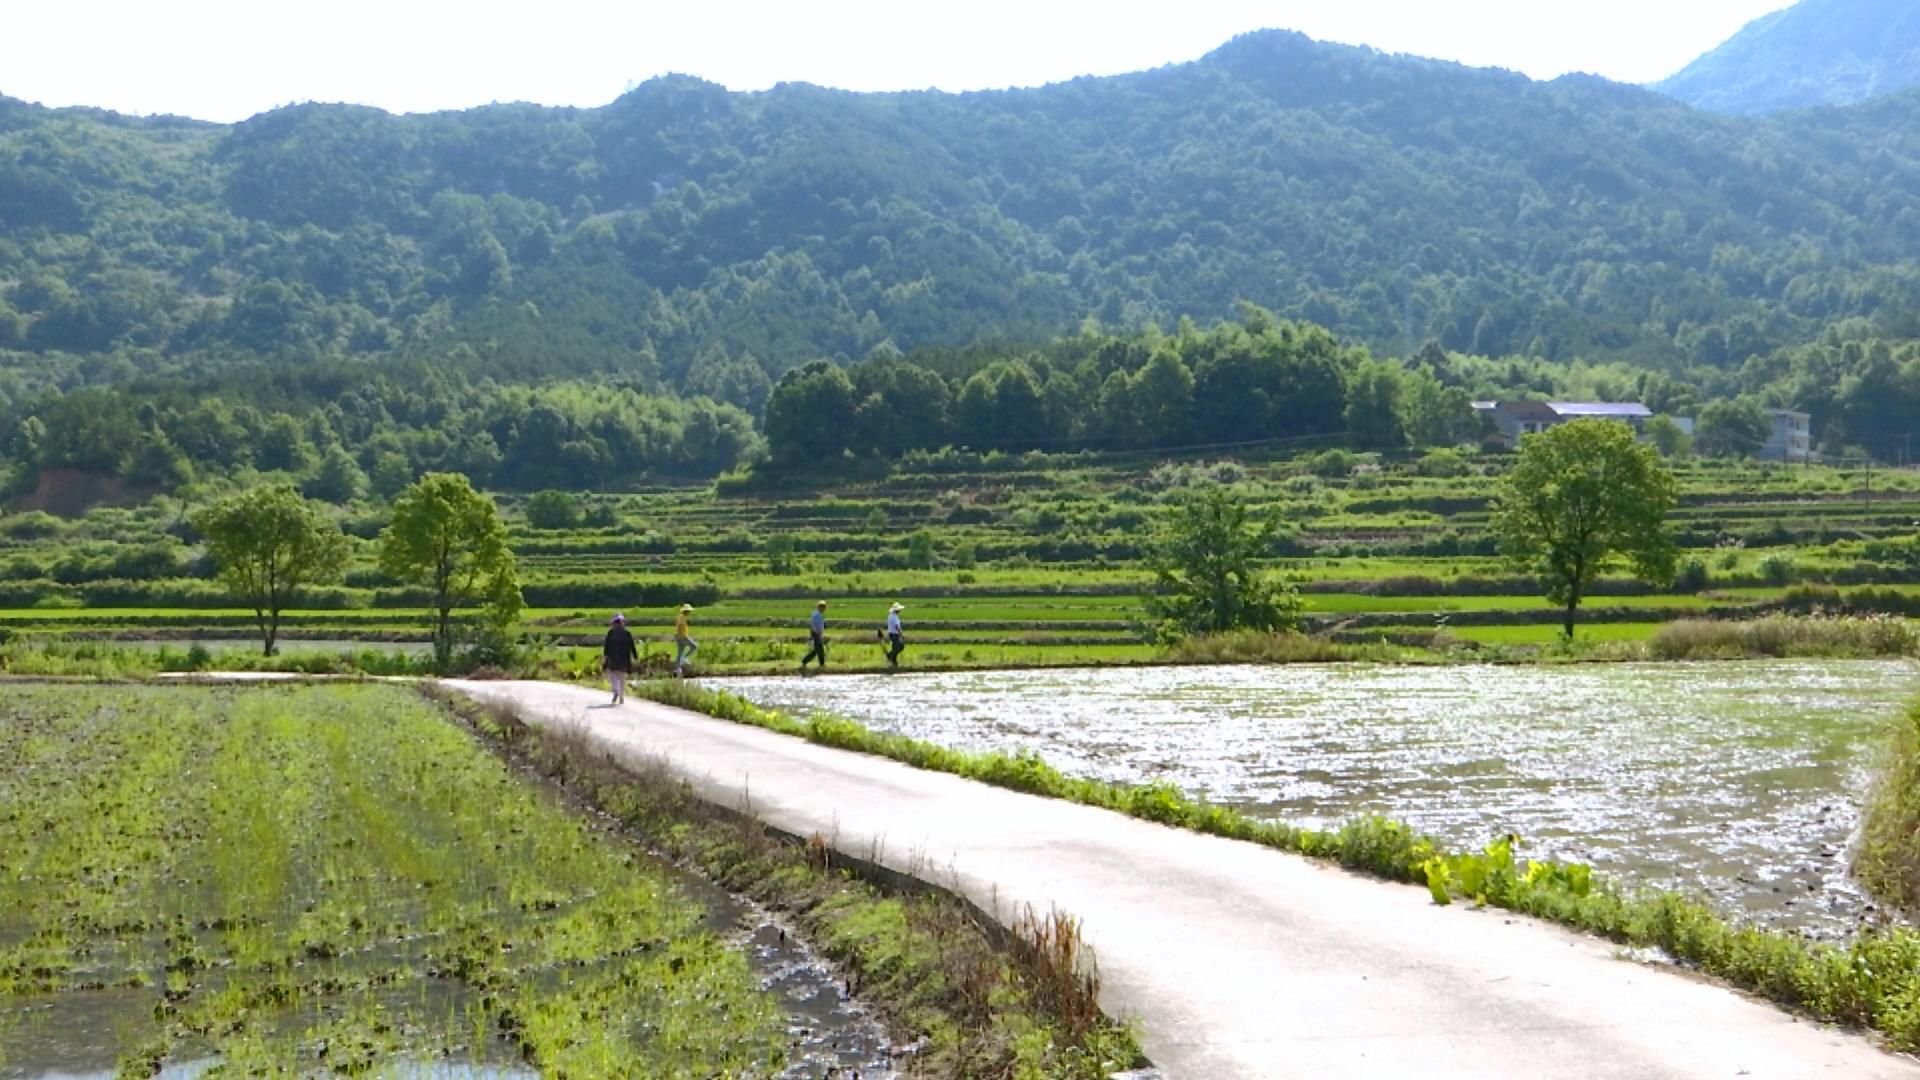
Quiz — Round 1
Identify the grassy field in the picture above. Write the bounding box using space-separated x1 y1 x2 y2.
0 683 786 1074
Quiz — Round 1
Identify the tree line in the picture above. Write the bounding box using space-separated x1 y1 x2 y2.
2 362 758 499
6 308 1918 501
759 309 1920 467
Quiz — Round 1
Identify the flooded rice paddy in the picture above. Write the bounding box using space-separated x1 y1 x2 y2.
0 683 894 1079
721 660 1920 938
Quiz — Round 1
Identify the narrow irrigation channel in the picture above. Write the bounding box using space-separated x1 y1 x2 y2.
0 682 896 1078
718 659 1920 938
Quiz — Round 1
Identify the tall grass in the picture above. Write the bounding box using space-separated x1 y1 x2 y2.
1856 701 1920 911
1648 614 1920 660
636 679 1920 1051
1160 629 1397 664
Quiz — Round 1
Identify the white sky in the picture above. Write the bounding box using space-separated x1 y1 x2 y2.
8 0 1797 123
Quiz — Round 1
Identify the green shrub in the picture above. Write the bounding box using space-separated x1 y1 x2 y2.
1307 449 1356 479
1416 449 1470 477
1759 553 1797 586
1856 702 1920 911
0 511 65 540
523 490 581 530
1673 557 1712 593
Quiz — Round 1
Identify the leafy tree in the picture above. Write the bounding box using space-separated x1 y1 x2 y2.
377 472 523 667
370 452 414 499
764 533 798 574
1344 360 1407 449
1695 398 1770 458
524 489 580 529
1491 419 1678 639
764 361 857 463
1400 368 1477 447
906 530 937 570
194 484 350 655
304 445 367 503
1644 414 1693 458
126 432 194 489
1145 487 1301 641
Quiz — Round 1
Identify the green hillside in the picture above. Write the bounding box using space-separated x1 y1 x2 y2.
5 27 1920 400
1655 0 1920 114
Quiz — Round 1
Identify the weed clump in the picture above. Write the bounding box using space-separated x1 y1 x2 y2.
1649 614 1919 660
1857 701 1920 912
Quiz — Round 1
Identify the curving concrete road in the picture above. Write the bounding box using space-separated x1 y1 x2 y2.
445 678 1920 1080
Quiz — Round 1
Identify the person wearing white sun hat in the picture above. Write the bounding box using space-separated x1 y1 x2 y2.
882 602 906 668
673 603 698 676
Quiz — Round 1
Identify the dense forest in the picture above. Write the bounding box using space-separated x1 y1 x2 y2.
1654 0 1920 114
6 26 1920 498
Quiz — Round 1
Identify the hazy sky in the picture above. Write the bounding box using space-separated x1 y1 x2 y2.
10 0 1797 123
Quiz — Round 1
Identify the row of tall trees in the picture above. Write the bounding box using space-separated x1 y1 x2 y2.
3 366 758 498
764 312 1484 461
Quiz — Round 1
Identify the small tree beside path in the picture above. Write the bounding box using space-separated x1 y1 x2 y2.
378 472 523 668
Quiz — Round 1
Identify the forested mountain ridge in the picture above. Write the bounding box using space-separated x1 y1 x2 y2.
1654 0 1920 114
6 26 1920 421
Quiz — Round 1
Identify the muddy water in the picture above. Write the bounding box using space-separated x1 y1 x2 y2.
720 660 1920 938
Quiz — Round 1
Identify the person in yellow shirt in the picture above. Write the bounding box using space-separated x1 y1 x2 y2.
673 603 697 676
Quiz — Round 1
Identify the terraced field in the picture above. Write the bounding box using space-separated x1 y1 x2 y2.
1 451 1915 672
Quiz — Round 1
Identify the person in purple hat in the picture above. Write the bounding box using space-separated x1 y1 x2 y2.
603 613 638 704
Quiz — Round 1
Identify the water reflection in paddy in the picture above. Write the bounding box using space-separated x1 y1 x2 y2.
720 660 1920 937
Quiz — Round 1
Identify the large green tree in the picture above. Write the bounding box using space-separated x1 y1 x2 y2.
378 472 523 667
1695 398 1771 458
1145 487 1301 641
1491 419 1678 639
194 484 350 655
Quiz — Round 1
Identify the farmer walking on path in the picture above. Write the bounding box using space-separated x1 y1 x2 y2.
602 613 638 704
674 603 698 676
883 602 906 668
800 600 829 671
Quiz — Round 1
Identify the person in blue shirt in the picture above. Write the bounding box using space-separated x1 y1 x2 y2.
800 600 828 671
882 602 906 668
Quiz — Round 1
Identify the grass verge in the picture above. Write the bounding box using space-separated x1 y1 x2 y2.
435 686 1146 1079
635 677 1920 1052
1857 701 1920 912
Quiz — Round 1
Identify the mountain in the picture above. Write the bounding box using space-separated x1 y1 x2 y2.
1654 0 1920 114
5 27 1920 415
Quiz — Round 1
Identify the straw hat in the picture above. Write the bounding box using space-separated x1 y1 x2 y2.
889 602 904 613
679 603 695 614
816 600 828 609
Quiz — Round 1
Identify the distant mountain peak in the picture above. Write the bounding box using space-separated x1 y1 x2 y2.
1655 0 1920 113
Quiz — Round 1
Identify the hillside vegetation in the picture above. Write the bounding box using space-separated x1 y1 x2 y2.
1655 0 1920 114
6 28 1920 400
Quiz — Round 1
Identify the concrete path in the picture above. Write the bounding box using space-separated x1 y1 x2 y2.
446 678 1920 1080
